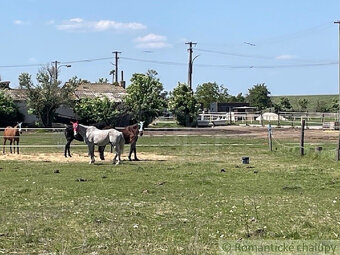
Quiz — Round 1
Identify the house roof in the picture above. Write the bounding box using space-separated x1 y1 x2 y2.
2 82 127 102
74 83 127 102
3 89 27 101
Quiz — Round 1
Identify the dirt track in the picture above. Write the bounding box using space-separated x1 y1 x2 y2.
0 152 174 163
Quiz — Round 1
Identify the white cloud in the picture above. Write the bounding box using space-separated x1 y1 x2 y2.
14 20 23 25
276 55 296 60
56 18 147 32
135 33 171 49
135 33 166 43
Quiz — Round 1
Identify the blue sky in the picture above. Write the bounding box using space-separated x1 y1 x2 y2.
1 0 340 96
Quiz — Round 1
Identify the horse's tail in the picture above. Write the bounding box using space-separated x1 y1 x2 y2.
118 133 125 155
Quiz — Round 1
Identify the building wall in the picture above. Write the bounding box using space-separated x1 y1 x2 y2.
16 101 38 125
209 102 250 112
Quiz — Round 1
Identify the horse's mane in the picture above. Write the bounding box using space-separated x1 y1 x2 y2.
127 124 138 132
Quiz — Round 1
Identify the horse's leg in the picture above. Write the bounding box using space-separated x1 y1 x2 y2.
133 144 139 161
88 143 95 164
128 143 134 161
3 139 6 154
16 139 20 154
99 146 105 160
9 140 13 154
114 147 121 165
111 143 118 165
65 139 72 157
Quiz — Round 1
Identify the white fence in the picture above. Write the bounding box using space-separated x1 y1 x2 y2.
198 111 339 128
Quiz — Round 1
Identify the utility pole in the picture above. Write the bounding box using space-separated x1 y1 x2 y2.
185 42 197 92
53 60 59 82
335 21 340 122
112 51 121 83
51 61 71 83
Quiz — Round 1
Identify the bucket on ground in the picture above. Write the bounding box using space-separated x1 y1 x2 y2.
242 156 249 164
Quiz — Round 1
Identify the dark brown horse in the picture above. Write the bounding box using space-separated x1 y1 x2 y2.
117 121 144 161
3 122 22 154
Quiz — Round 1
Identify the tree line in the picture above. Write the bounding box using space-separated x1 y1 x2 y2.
0 66 338 127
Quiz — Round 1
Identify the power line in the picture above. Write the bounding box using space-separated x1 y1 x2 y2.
0 55 337 71
120 56 186 66
0 63 45 68
195 48 336 63
60 57 112 64
121 56 337 69
196 48 275 60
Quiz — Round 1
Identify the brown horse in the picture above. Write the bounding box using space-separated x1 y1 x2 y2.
117 121 144 161
3 122 22 154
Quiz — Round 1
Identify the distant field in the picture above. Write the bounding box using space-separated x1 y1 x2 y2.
271 94 338 112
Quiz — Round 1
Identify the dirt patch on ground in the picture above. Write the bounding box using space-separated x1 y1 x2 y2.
0 152 174 163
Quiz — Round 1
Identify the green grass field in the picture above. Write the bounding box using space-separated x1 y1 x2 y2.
271 94 338 112
0 133 339 254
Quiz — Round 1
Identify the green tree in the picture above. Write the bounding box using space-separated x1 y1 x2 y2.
195 82 229 109
315 100 328 112
278 97 292 112
124 70 166 127
98 78 108 83
169 83 199 127
228 93 246 103
297 98 309 111
246 83 272 110
74 97 126 126
0 91 23 126
19 66 76 127
326 99 339 113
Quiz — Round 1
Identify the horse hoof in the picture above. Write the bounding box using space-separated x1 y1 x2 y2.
128 157 132 161
134 158 140 161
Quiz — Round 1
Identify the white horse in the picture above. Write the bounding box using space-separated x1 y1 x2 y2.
72 121 125 165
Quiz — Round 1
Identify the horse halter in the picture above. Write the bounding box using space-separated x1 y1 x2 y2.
71 121 79 136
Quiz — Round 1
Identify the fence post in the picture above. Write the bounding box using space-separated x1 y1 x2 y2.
268 124 272 152
277 112 280 127
300 119 305 156
291 113 294 127
337 134 340 161
322 113 325 126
